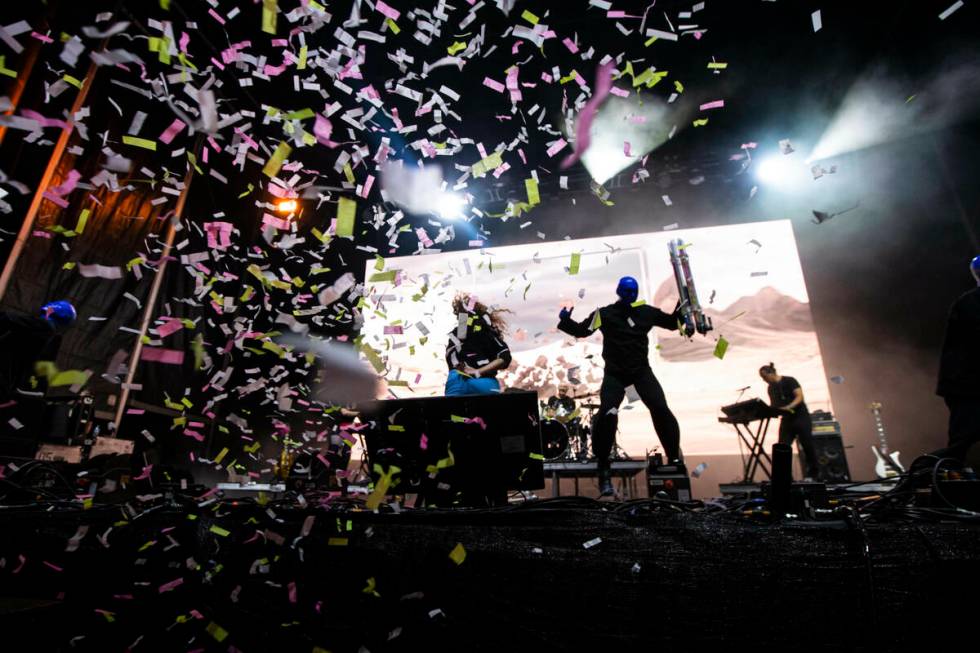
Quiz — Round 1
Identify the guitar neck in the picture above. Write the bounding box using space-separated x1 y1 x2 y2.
870 405 889 454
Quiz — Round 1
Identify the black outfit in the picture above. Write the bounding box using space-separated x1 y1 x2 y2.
558 300 682 470
935 286 980 462
767 375 819 478
444 317 512 377
0 311 60 398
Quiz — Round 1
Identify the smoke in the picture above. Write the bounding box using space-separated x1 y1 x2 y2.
810 49 980 161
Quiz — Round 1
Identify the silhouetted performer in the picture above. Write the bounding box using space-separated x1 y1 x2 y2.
934 256 980 464
0 300 76 399
445 294 513 396
759 362 819 480
558 276 682 496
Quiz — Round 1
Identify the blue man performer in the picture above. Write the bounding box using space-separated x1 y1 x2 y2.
558 277 682 495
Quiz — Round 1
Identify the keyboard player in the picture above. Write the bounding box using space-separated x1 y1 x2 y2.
759 362 820 480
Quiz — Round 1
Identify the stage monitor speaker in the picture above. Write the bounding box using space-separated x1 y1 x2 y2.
810 432 851 484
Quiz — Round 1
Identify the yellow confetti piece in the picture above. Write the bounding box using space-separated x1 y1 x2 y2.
707 62 728 70
449 542 467 565
447 41 467 55
693 118 709 127
529 452 545 461
674 80 684 93
336 197 357 237
62 262 76 270
74 209 90 234
238 183 255 199
386 18 400 34
342 162 355 184
471 151 503 178
589 309 602 331
328 537 349 546
213 447 229 464
297 45 308 69
0 56 18 78
369 270 397 283
387 424 405 431
359 342 385 373
209 525 231 537
206 622 229 643
568 252 581 275
362 577 380 597
559 70 579 84
713 336 729 359
262 141 292 178
525 178 540 206
261 0 278 35
122 135 157 151
50 370 91 388
521 9 539 25
285 108 314 121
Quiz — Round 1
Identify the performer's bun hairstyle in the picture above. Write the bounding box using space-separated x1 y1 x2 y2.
759 362 776 375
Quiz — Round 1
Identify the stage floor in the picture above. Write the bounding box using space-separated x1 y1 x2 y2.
1 498 977 652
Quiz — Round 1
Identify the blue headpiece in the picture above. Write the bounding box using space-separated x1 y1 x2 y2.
972 256 980 284
40 300 77 326
616 276 639 303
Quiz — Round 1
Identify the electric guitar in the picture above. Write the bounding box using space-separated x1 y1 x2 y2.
869 402 903 478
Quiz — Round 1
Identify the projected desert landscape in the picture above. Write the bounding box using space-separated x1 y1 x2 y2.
362 220 832 458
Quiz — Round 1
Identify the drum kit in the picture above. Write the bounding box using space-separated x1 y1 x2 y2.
539 392 601 462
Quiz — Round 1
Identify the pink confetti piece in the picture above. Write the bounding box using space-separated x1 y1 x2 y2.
624 141 633 156
159 577 184 593
420 433 428 450
159 119 187 144
610 86 630 97
383 325 404 334
546 138 568 157
208 8 226 25
562 37 579 53
288 581 298 603
43 561 63 572
375 1 401 21
141 347 185 365
561 61 615 169
134 464 154 481
699 99 725 111
483 77 505 93
31 31 53 43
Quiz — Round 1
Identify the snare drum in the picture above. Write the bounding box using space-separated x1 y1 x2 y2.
541 419 569 461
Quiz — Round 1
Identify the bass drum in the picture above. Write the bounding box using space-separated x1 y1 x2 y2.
541 419 569 461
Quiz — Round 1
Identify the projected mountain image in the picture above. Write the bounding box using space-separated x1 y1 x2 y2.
362 220 832 458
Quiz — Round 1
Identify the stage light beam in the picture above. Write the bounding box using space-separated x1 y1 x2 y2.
432 192 466 220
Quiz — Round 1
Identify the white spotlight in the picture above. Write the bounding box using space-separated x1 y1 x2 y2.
755 154 811 190
432 192 466 220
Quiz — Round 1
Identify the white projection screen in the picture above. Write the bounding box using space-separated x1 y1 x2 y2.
361 220 832 459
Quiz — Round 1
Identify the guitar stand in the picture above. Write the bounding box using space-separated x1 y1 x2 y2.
733 417 773 483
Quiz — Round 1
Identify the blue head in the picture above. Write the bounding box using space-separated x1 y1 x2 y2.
40 300 77 327
616 276 639 303
972 256 980 285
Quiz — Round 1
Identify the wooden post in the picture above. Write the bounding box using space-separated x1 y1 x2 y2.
0 53 100 301
112 146 200 433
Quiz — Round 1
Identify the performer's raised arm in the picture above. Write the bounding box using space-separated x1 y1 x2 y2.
557 306 598 339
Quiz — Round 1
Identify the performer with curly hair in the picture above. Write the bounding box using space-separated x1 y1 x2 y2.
444 294 513 396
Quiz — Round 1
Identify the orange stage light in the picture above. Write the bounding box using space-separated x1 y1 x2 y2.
276 199 298 214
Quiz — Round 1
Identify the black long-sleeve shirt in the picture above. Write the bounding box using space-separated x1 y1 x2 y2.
557 300 678 379
444 319 512 378
0 311 60 397
937 286 980 398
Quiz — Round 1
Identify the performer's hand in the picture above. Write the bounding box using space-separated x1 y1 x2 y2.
559 306 573 320
463 366 481 378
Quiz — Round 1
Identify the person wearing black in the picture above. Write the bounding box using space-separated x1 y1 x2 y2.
933 256 980 464
759 362 820 480
0 300 76 400
444 294 513 396
557 276 682 496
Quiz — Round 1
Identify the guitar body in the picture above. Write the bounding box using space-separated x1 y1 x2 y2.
869 402 903 479
871 446 903 478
